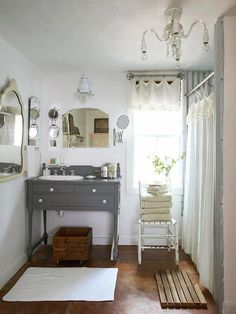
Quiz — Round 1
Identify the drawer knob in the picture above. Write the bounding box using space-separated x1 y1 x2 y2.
92 188 96 193
38 198 43 203
102 199 107 204
49 187 54 192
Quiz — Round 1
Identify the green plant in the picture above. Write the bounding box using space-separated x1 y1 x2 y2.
152 154 185 177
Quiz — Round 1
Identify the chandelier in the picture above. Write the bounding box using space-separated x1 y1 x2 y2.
141 8 209 66
77 74 94 102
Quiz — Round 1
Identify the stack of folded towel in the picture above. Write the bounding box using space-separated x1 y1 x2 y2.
140 183 172 221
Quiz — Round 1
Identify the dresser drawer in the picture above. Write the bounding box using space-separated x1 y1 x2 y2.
32 183 74 193
33 194 114 209
75 184 114 194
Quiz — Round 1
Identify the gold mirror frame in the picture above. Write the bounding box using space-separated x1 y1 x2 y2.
0 79 24 183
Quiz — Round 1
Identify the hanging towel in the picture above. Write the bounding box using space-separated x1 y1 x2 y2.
142 213 172 221
140 208 170 214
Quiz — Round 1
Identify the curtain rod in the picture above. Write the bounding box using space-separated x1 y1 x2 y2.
185 72 214 97
127 72 184 80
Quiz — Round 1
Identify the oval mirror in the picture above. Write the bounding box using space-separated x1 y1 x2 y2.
0 79 24 182
30 108 39 119
117 115 129 129
48 108 59 119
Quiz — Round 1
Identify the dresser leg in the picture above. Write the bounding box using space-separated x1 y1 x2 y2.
43 210 48 245
111 213 119 260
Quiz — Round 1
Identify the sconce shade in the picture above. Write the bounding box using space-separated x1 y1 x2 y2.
77 75 94 102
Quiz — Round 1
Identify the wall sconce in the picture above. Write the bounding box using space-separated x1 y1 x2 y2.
28 96 40 146
48 107 60 142
77 74 95 103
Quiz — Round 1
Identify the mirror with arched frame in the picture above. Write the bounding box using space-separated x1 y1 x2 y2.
0 79 24 182
62 108 109 148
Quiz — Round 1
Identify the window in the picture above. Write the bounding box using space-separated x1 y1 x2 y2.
14 115 23 146
132 110 182 188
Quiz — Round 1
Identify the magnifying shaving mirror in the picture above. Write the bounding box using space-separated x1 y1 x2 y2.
117 115 129 129
113 115 130 146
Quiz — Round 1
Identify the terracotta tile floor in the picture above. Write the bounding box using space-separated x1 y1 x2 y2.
0 245 218 314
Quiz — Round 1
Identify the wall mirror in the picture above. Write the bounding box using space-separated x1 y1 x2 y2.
0 79 24 182
62 108 109 148
28 96 40 146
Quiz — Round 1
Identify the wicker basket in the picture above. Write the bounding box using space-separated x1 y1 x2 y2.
53 227 92 261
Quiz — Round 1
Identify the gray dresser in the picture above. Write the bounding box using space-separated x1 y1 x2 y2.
26 178 120 260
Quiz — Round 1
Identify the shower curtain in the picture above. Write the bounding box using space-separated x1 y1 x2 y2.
182 92 214 293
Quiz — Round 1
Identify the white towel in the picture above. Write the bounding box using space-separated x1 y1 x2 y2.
141 208 170 214
147 189 169 196
147 184 168 190
147 187 169 194
141 192 172 202
148 182 167 187
142 213 172 221
141 200 172 209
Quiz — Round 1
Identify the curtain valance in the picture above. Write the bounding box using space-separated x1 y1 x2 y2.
131 78 180 111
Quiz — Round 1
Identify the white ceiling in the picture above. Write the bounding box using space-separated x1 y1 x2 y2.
0 0 235 72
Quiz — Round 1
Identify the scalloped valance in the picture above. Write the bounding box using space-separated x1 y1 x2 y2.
131 78 181 111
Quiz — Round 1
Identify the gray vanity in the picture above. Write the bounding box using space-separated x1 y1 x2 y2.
26 177 120 260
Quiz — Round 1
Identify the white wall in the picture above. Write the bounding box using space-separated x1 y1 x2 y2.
0 37 43 289
223 16 236 314
42 71 140 245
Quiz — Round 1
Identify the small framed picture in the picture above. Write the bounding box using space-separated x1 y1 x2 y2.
94 118 109 133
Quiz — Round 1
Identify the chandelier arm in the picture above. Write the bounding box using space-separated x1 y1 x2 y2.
182 20 207 38
150 29 164 41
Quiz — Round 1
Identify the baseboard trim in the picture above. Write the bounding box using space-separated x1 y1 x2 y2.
223 301 236 314
0 253 27 289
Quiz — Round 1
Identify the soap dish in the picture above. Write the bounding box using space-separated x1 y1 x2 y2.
85 175 96 179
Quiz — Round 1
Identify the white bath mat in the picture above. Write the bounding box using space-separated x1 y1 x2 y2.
3 267 118 302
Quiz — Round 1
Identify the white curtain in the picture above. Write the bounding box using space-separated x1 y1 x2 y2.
182 92 214 293
131 78 180 110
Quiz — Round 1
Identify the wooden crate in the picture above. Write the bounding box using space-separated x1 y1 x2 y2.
53 227 92 261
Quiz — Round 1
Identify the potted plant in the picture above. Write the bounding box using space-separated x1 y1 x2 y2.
151 154 185 185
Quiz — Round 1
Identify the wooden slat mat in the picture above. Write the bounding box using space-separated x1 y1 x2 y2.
155 270 207 309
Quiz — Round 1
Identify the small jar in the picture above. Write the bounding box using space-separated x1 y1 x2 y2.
101 166 108 178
